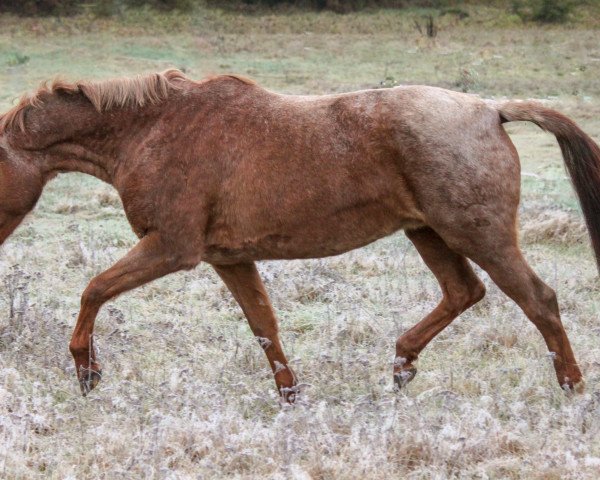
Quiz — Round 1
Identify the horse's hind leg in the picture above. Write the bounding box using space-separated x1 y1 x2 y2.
69 233 186 395
213 262 298 402
459 241 584 392
395 227 486 389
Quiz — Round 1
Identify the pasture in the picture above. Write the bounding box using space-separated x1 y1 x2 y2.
1 4 600 478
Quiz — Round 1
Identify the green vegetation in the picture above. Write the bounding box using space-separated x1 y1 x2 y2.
512 0 577 23
1 4 599 478
0 0 595 23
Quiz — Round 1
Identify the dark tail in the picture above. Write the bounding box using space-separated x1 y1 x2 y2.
496 100 600 273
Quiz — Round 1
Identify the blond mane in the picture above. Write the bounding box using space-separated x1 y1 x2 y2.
0 69 189 133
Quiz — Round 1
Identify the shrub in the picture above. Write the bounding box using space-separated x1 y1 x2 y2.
213 0 412 11
126 0 195 11
511 0 575 24
0 0 81 16
532 0 573 23
0 0 195 16
91 0 119 17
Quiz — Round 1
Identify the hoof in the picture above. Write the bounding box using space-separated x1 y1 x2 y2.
279 383 311 404
275 363 298 403
562 377 585 395
279 385 299 404
394 366 417 390
78 366 102 397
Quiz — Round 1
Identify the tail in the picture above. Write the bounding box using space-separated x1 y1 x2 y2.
495 100 600 273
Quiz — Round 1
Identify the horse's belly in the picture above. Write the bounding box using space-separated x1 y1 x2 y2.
203 203 424 264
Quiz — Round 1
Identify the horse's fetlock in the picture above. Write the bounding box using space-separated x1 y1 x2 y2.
393 355 410 368
395 340 417 362
68 342 80 356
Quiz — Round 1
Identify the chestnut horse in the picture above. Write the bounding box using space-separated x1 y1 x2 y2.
1 70 598 401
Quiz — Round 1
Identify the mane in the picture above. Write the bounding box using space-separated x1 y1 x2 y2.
0 69 190 134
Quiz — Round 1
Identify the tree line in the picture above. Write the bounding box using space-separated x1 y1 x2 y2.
0 0 581 23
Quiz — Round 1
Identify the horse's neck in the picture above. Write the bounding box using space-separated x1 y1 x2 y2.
10 97 135 185
38 143 116 184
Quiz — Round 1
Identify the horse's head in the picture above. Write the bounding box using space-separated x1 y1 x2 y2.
0 145 44 245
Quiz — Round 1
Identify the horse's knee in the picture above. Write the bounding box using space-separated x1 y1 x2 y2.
81 280 107 308
445 278 485 316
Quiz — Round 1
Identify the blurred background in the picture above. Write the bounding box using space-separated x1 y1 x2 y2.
1 0 600 99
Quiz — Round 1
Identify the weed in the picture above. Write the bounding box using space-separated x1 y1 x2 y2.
455 67 477 92
7 52 30 66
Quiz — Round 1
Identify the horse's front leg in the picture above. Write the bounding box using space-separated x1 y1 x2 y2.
213 262 298 402
0 213 26 246
69 233 185 395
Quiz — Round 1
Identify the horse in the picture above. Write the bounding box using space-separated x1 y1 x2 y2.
1 70 598 401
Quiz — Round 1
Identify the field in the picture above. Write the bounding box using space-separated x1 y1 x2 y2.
1 4 600 478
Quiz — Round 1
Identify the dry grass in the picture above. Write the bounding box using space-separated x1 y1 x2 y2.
2 218 600 478
521 209 587 246
1 6 600 479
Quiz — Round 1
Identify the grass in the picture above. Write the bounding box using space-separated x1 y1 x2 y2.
1 4 600 478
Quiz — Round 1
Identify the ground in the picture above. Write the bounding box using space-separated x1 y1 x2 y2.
0 5 600 479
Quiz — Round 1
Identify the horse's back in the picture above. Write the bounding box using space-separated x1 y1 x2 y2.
200 87 422 262
202 85 509 263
